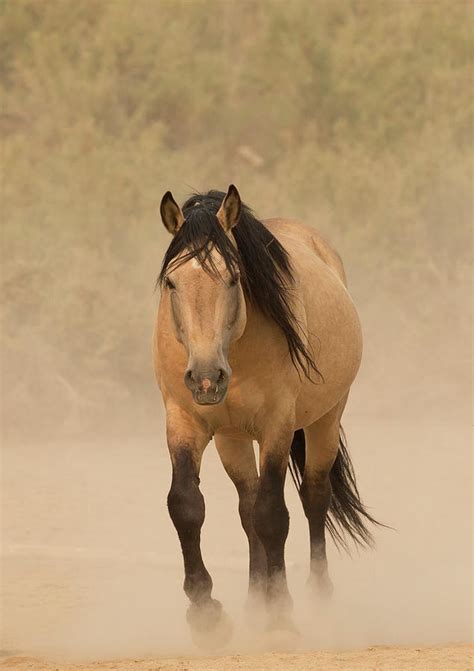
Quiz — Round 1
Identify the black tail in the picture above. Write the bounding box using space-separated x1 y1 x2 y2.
289 427 382 552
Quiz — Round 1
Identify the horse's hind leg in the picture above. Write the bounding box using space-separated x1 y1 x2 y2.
166 406 231 646
215 434 267 601
300 398 347 597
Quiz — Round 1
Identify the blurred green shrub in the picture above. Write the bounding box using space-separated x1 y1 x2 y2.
1 0 471 436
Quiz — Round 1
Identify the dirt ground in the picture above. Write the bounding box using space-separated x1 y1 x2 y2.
1 644 473 671
2 414 472 669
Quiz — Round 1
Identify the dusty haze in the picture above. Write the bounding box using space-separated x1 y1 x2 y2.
1 1 472 667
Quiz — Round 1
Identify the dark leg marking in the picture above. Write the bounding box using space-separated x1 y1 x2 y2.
300 470 334 596
235 481 267 593
167 448 212 604
253 460 291 605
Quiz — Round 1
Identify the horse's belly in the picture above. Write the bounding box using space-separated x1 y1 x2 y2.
294 378 355 428
294 283 363 428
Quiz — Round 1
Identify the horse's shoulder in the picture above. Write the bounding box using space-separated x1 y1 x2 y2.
262 217 347 287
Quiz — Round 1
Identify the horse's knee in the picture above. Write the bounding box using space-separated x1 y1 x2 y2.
167 480 205 534
253 468 289 551
300 471 332 521
236 481 258 535
167 450 205 537
253 494 289 547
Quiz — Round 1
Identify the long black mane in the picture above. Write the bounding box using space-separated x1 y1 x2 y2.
159 190 318 379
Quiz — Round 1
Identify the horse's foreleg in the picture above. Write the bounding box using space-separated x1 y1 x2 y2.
166 408 231 645
300 399 346 597
168 448 211 603
253 425 294 627
215 434 267 601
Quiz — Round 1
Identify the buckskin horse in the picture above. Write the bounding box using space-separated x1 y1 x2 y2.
153 186 379 644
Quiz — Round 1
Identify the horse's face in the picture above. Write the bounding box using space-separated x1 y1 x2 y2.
163 252 246 404
160 186 246 405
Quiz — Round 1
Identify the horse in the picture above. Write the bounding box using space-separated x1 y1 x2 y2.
153 185 379 644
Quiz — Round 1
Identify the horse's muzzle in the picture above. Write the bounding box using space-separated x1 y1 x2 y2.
184 367 229 405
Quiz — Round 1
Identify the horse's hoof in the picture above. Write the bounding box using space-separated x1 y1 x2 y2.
264 614 300 651
308 572 334 599
244 602 266 632
266 611 299 634
187 599 233 650
245 588 266 620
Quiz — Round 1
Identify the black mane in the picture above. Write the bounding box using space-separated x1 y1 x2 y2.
159 190 318 379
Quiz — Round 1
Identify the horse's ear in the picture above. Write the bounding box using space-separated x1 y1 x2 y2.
160 191 185 235
217 184 241 232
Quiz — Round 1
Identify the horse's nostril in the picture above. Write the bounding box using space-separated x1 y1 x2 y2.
184 369 194 387
218 369 227 383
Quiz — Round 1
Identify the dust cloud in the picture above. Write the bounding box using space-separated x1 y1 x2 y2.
2 359 472 660
1 0 472 665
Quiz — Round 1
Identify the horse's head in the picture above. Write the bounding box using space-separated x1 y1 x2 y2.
159 185 247 405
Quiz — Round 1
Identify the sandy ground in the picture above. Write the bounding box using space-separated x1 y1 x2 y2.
1 644 473 671
2 413 472 669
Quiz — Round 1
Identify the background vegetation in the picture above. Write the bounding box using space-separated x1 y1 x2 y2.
1 0 471 438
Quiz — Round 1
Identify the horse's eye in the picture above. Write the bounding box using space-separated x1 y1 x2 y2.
229 274 239 287
165 277 175 290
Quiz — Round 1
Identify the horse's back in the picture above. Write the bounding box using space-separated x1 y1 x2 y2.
263 217 361 426
263 218 347 287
